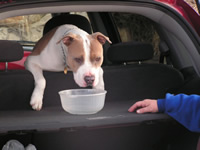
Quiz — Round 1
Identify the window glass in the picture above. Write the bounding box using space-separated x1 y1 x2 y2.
112 13 160 63
0 14 52 46
0 12 90 48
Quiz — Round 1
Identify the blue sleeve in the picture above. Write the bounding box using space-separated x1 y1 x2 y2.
157 93 200 133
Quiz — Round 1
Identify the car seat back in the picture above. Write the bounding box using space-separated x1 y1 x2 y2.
103 41 184 101
0 40 34 110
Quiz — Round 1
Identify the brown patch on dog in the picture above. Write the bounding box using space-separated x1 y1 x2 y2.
30 27 58 56
89 38 104 68
64 34 85 73
89 32 112 68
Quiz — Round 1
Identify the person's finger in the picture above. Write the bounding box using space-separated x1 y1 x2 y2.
136 100 158 113
128 101 146 112
136 107 151 114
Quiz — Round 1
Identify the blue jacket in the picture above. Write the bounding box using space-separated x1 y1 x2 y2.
158 93 200 133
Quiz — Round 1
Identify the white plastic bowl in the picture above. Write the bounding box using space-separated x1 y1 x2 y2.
58 89 107 115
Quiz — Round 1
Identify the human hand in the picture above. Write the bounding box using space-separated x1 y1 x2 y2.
128 99 158 114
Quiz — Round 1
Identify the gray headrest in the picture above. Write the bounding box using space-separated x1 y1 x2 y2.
0 40 23 62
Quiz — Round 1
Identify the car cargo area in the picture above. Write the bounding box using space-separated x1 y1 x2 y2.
0 68 199 149
0 1 200 149
0 41 199 149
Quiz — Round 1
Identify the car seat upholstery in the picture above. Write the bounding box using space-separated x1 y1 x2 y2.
174 67 200 95
103 41 185 101
107 41 153 64
43 14 92 35
0 40 34 110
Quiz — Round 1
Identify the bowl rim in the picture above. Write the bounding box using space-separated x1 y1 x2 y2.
58 89 107 97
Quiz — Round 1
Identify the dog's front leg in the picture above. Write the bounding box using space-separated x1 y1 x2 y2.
94 67 105 90
26 62 46 111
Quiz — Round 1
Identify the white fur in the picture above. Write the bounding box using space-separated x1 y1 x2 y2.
25 25 105 110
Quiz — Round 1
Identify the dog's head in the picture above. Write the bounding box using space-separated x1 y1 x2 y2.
58 32 111 88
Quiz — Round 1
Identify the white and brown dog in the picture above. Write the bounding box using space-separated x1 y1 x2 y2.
25 24 111 111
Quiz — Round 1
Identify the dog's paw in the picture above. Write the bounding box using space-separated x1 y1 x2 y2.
30 98 43 111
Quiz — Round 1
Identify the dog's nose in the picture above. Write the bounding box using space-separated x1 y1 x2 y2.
84 75 95 86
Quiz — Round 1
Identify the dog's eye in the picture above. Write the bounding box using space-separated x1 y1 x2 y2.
74 57 83 64
95 57 101 62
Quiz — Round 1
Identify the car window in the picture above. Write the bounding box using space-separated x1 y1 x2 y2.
0 14 52 47
0 12 89 50
112 13 160 64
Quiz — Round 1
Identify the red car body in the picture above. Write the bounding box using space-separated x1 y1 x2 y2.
156 0 200 36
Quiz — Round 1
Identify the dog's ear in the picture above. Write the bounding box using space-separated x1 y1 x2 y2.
92 32 112 45
57 33 76 46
